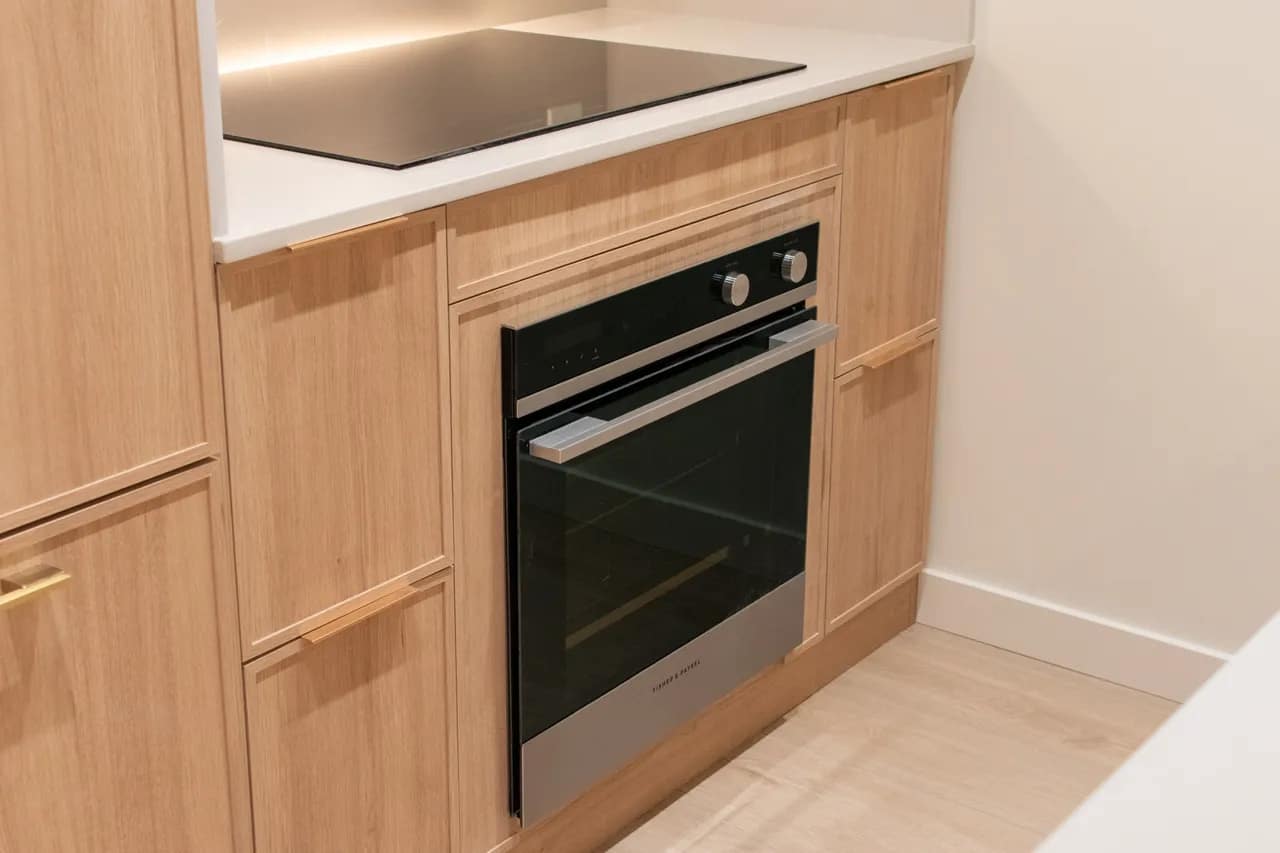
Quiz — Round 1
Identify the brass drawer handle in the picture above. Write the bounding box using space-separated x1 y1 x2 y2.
0 565 72 612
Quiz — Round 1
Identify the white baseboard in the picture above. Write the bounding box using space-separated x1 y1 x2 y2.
917 569 1229 702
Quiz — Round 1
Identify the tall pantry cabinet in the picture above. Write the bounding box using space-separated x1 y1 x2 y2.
0 2 248 850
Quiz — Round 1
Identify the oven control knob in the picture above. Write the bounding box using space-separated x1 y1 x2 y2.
716 271 751 307
775 249 809 284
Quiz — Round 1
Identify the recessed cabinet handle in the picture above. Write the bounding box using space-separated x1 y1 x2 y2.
0 565 72 612
287 215 410 254
862 324 938 370
302 584 423 645
883 66 950 90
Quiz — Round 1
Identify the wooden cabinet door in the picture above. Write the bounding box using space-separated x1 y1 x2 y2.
244 574 457 853
217 211 453 656
825 337 937 630
836 67 954 374
0 0 223 533
0 463 249 853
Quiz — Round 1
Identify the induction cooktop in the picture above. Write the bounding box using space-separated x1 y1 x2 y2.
220 29 805 170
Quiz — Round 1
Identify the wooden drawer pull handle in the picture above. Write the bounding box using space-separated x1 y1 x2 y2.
883 67 950 90
863 325 938 370
287 216 409 254
303 585 422 645
0 565 71 612
883 75 918 90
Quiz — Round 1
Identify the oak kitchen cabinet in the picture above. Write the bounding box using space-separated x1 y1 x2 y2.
825 337 939 629
0 462 249 853
1 3 249 850
243 572 458 853
836 66 953 373
216 210 454 657
225 64 952 852
5 0 958 835
824 66 954 627
0 0 224 534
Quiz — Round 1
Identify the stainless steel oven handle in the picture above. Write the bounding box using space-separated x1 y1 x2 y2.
527 320 837 465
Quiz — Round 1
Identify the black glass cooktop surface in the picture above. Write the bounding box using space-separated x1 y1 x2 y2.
220 28 805 169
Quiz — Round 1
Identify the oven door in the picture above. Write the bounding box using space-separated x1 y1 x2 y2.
509 308 835 824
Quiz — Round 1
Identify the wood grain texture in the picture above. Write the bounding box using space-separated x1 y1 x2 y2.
826 339 937 630
796 181 841 655
445 98 843 301
244 572 458 853
610 625 1176 853
510 580 917 853
0 0 224 533
836 66 954 374
217 209 454 657
450 182 841 852
0 462 248 853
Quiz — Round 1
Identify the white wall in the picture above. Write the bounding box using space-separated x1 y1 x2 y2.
216 0 597 71
922 0 1280 698
197 0 226 235
607 0 973 42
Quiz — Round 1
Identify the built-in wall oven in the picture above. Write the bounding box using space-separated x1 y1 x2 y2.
502 223 834 825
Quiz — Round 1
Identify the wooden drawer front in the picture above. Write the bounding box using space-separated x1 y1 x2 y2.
245 574 456 853
449 179 841 852
0 464 245 853
0 0 221 534
217 209 453 657
826 336 937 630
445 98 843 300
836 67 954 374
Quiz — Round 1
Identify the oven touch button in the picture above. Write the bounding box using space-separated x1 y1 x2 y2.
715 271 751 307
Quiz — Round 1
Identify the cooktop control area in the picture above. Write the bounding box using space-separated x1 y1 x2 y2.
220 28 804 169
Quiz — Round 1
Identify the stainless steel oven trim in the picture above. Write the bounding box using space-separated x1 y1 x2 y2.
528 319 836 464
511 282 817 418
518 571 805 827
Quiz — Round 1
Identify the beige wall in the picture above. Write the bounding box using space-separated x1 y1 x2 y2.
606 0 974 42
927 0 1280 672
216 0 597 71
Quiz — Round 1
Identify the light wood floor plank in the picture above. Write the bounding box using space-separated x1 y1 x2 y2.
609 625 1174 852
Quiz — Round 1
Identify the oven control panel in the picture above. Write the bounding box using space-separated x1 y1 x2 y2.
503 222 820 417
701 223 819 310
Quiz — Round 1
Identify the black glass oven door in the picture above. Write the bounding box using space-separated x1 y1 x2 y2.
511 312 835 746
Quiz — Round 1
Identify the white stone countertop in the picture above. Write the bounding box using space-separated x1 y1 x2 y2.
1038 610 1280 852
214 8 973 263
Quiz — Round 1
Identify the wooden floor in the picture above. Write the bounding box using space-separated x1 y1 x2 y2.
606 625 1175 852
